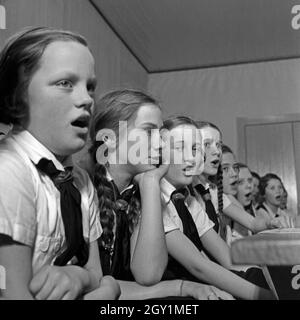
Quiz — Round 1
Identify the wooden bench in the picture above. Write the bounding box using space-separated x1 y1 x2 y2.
231 229 300 299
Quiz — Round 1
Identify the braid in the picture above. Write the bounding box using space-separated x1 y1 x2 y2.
209 165 228 240
93 163 116 252
216 165 224 216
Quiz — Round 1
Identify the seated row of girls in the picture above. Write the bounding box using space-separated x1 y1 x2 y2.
190 124 285 245
219 147 294 243
88 98 281 299
0 26 226 300
0 26 290 300
86 89 231 300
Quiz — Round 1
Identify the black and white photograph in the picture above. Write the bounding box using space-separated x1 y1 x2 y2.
1 0 300 314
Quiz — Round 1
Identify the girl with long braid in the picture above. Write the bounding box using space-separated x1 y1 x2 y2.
87 89 229 300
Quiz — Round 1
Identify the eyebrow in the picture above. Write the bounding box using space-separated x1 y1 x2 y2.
51 71 97 83
140 123 160 129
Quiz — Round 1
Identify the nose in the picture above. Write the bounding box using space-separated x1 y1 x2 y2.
151 129 163 151
75 86 94 112
229 166 238 178
149 129 163 162
183 148 196 165
211 143 221 156
246 182 253 191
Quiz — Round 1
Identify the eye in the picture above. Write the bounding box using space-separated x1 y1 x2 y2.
193 144 200 151
216 142 222 149
222 166 229 173
232 165 240 173
174 143 184 152
56 80 73 88
204 142 210 148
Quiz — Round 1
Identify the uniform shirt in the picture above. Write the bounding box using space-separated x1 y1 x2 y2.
160 178 214 237
0 123 12 141
256 202 290 220
193 180 231 215
0 129 102 275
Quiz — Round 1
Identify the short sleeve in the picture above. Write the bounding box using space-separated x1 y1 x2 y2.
87 180 102 243
222 193 232 210
0 149 37 246
161 199 180 234
255 207 270 220
190 198 214 237
210 188 232 213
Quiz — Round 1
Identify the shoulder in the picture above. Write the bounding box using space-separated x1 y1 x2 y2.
255 205 269 218
0 140 35 187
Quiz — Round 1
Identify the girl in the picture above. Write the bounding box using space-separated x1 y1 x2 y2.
160 115 273 299
236 163 256 215
0 27 119 300
256 173 291 220
87 89 231 300
192 122 285 243
230 162 257 242
251 171 261 208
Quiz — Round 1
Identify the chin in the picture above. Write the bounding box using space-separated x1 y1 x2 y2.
226 188 237 196
63 141 86 156
136 163 156 173
181 175 193 186
204 167 218 177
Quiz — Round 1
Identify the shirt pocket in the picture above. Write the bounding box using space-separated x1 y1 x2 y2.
37 235 64 256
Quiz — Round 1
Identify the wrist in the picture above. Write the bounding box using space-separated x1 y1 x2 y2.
64 266 92 293
177 280 185 297
251 219 261 233
139 177 160 192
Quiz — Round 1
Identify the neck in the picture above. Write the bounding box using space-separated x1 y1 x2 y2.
164 175 187 190
198 174 209 185
265 201 278 214
108 164 134 192
55 155 68 164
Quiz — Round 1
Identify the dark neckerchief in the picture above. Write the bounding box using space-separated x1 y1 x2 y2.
100 180 137 280
162 187 217 281
36 158 89 267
